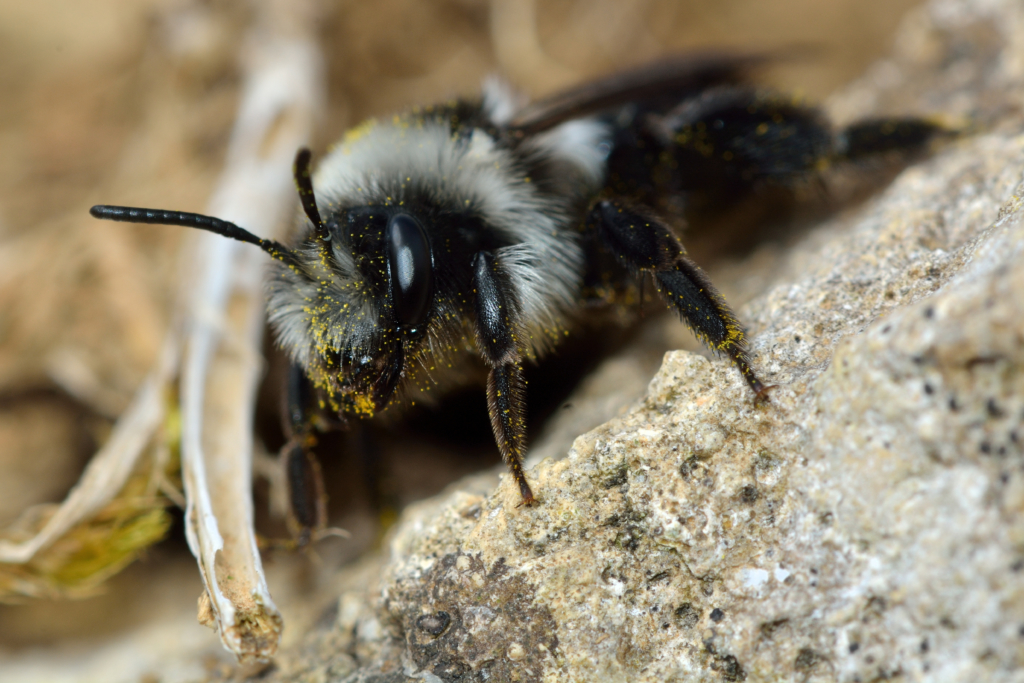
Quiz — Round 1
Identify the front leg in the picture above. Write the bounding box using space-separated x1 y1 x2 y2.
280 362 328 546
590 199 771 403
472 251 535 505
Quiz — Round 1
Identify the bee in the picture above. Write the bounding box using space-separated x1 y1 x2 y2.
90 52 942 541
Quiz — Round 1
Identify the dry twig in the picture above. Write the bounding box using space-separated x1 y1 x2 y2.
0 0 324 662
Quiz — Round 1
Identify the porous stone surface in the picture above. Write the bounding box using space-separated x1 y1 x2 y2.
261 1 1024 681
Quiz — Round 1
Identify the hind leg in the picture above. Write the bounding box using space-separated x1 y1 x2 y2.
589 199 772 404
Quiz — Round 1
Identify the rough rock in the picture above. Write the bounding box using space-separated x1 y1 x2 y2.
259 1 1024 681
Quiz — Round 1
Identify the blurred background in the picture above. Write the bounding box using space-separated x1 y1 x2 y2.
0 0 921 676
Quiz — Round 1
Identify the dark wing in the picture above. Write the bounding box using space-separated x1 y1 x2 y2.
508 50 772 135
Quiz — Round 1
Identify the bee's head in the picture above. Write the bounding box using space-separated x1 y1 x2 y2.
89 148 438 420
262 150 441 418
267 193 438 418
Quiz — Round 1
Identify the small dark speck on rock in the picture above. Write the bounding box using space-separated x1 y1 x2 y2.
1011 559 1024 572
924 383 934 395
987 398 1004 418
603 467 628 489
924 306 935 318
794 648 820 670
758 619 787 639
718 654 745 682
981 442 991 454
740 484 758 503
648 571 670 584
679 457 702 479
921 639 929 653
416 611 451 637
849 642 860 653
710 608 725 622
674 603 699 629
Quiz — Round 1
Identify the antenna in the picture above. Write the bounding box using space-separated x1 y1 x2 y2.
89 205 301 267
293 147 329 243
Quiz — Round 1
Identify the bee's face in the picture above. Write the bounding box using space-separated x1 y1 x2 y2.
267 204 437 418
264 108 589 419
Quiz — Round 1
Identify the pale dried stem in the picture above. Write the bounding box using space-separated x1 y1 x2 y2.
0 335 178 564
0 0 325 663
180 0 323 662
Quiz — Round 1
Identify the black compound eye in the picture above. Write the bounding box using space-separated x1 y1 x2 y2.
386 213 433 328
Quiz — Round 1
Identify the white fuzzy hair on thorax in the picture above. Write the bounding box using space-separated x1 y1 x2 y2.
267 100 614 373
310 113 606 355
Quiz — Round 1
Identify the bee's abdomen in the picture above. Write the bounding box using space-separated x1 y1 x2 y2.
603 87 833 210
